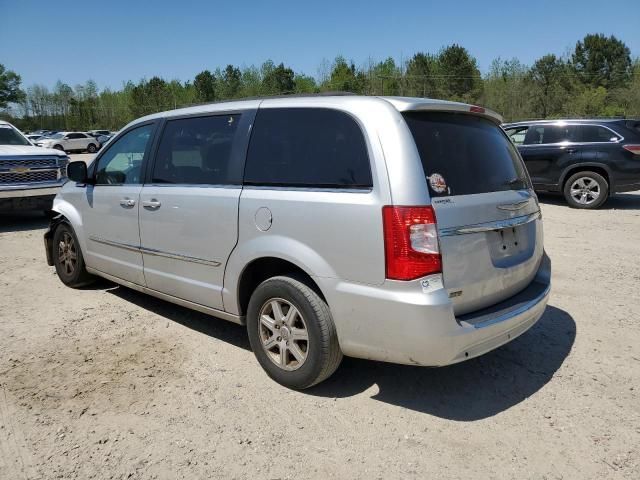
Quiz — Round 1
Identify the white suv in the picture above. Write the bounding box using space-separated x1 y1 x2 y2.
37 132 99 153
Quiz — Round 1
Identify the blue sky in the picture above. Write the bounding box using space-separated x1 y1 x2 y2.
2 0 639 90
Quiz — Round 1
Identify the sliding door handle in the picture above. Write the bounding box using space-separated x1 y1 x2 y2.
142 199 161 210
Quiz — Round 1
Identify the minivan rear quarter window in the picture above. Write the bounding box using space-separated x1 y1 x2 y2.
403 112 529 196
244 108 372 188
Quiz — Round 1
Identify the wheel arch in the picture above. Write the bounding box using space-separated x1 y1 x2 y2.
233 256 328 318
560 163 612 192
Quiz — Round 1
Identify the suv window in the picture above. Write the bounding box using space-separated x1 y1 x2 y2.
524 125 579 145
0 124 30 146
403 112 529 197
95 124 154 185
505 126 528 145
244 108 372 188
152 114 240 185
579 125 620 143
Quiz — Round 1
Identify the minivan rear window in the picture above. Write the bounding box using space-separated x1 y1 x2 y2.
403 112 529 197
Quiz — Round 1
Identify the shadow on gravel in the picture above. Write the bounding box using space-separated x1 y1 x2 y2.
0 212 49 233
538 192 640 210
106 285 251 352
308 305 575 421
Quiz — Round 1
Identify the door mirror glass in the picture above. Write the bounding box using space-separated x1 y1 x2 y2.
67 161 88 183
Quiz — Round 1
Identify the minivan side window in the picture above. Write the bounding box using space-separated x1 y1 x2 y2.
152 114 240 185
579 125 620 143
244 108 372 188
524 125 579 145
94 124 154 185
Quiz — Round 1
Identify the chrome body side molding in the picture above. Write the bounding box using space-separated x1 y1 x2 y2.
88 235 222 267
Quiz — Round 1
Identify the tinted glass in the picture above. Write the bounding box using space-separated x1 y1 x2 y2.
95 124 153 185
0 124 30 146
403 112 529 197
579 125 619 143
244 108 372 188
152 114 240 185
524 125 578 145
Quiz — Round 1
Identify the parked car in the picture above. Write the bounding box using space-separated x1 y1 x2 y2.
87 129 111 139
503 119 640 208
44 95 550 389
0 120 69 213
96 133 114 149
26 134 45 143
36 131 99 153
30 129 52 137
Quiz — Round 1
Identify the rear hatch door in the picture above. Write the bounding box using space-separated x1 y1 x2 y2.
403 111 544 315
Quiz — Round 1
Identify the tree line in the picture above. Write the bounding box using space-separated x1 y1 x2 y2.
1 33 638 132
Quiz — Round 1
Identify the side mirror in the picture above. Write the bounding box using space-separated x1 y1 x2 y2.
67 161 89 183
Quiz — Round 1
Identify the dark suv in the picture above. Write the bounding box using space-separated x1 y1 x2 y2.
503 119 640 208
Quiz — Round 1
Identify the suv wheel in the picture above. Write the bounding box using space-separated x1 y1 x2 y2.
563 171 609 209
87 143 97 153
247 276 342 389
53 144 64 151
53 223 95 287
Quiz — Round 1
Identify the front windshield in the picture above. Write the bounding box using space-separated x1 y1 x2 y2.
0 125 31 146
49 133 64 139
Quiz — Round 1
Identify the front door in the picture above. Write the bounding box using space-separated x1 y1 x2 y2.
82 123 156 285
138 112 249 310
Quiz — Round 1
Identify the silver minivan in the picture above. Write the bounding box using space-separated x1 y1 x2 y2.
45 95 551 389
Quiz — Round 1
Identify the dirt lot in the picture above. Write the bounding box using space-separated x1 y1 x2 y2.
1 188 639 479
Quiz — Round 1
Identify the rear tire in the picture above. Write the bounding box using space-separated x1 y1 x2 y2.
52 223 95 288
563 171 608 209
87 143 97 153
247 276 342 389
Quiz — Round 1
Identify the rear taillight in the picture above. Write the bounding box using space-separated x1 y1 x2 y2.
470 105 486 114
382 206 441 281
623 144 640 155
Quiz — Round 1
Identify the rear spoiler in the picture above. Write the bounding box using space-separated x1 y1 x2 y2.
380 97 503 125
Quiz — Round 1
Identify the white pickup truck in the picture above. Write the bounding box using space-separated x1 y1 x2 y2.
0 120 70 213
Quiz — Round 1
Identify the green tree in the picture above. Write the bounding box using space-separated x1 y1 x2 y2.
194 70 216 102
406 53 440 97
528 54 571 118
325 56 366 93
483 58 530 121
437 44 482 102
0 64 25 109
294 73 317 93
262 62 295 94
219 65 242 99
572 34 632 89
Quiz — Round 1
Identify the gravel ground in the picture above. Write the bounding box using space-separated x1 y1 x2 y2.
1 190 639 479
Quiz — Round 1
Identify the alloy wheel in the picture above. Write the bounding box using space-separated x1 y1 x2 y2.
258 298 309 371
570 177 600 205
58 232 77 275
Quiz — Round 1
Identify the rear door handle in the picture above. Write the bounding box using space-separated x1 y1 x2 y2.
119 198 136 208
567 148 578 154
142 199 161 210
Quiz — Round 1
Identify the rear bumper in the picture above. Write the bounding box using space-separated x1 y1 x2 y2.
321 253 551 366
